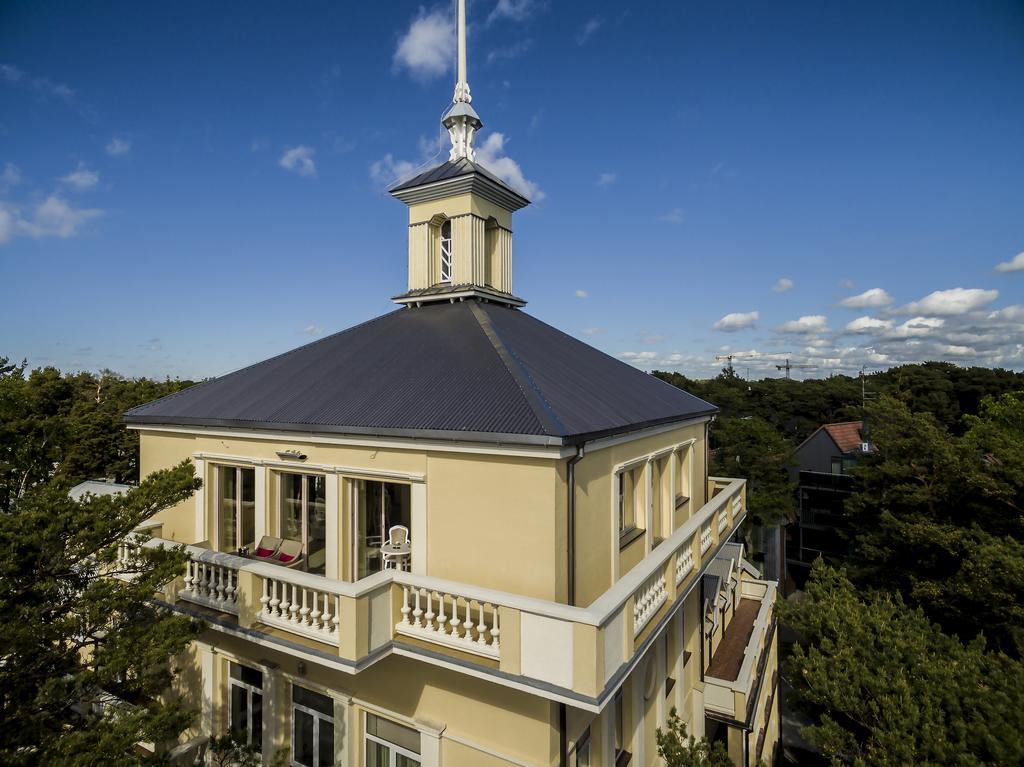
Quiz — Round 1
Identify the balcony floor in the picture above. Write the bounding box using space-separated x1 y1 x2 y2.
706 598 760 682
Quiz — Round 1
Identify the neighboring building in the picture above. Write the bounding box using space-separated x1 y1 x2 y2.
784 421 870 592
121 5 779 765
69 479 133 500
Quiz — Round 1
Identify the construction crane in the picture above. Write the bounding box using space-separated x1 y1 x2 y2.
775 358 816 379
714 352 764 373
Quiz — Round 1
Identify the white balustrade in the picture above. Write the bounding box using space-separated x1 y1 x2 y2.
179 556 240 615
675 538 695 585
700 520 714 554
259 575 340 644
396 586 500 659
632 571 667 637
731 494 742 518
718 505 730 534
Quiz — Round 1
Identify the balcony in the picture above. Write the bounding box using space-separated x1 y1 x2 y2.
703 578 777 722
123 477 749 711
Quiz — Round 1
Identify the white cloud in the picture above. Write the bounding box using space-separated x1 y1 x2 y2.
772 277 793 293
885 316 944 338
576 16 603 45
369 153 418 188
487 38 533 64
1 63 75 102
1 162 21 191
279 145 317 178
994 252 1024 273
776 315 829 334
839 278 856 290
575 289 588 298
898 287 999 316
581 327 605 336
303 324 324 337
394 8 454 80
1 195 103 243
106 137 131 156
60 164 99 191
845 316 893 334
839 287 893 309
713 311 759 332
488 0 541 24
658 208 684 224
596 172 617 188
475 131 544 201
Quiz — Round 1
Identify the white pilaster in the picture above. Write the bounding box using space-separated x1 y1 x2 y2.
199 642 215 736
254 464 267 546
411 482 427 575
417 718 446 767
262 666 281 757
631 671 644 767
326 473 340 580
194 457 206 543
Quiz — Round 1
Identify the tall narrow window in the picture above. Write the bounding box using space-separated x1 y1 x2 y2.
354 480 411 580
292 685 334 767
365 713 421 766
229 662 263 751
280 473 327 575
439 219 453 283
217 466 255 552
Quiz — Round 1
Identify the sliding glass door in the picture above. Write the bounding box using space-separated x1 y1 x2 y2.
217 466 255 552
353 480 411 580
279 473 327 575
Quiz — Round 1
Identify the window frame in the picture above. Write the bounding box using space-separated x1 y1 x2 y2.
617 465 644 548
363 711 421 767
278 471 328 575
216 465 256 552
290 684 334 767
228 662 263 753
439 219 453 283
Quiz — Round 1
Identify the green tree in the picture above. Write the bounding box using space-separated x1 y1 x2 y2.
780 563 1024 766
0 460 203 766
656 708 732 767
709 415 795 527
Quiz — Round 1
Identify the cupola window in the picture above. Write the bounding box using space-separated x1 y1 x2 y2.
439 219 453 283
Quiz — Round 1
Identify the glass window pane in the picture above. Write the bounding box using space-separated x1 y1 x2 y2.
293 685 333 716
365 741 390 767
281 473 304 541
357 481 384 580
218 467 238 550
230 683 247 736
319 717 335 766
366 714 420 755
230 662 263 688
308 475 327 576
396 755 421 767
251 691 263 749
240 468 256 547
293 709 315 767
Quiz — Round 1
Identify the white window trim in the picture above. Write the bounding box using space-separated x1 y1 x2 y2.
363 711 422 766
228 664 264 752
290 686 334 767
214 464 255 551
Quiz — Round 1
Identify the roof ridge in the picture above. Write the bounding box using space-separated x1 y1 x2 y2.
467 302 567 437
124 308 406 417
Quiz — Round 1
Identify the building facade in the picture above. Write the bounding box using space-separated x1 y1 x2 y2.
122 6 779 765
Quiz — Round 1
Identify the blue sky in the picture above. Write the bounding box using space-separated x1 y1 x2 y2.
2 0 1023 380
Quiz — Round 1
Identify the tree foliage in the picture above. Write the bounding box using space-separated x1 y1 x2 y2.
0 460 203 766
656 708 733 767
0 357 193 512
780 563 1024 766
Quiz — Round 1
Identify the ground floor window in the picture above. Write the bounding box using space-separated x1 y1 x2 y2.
292 685 334 767
364 712 420 766
229 662 263 750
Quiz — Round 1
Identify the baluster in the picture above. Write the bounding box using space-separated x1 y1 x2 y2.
425 591 436 632
309 590 322 630
400 586 412 625
490 605 500 650
477 602 487 647
215 567 226 606
288 584 300 623
332 595 341 634
448 596 461 637
269 579 281 617
413 588 423 628
279 581 291 620
437 593 448 635
183 560 194 594
300 588 311 626
463 600 472 643
260 577 270 615
225 569 237 604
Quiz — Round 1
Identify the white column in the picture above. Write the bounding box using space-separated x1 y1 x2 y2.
325 474 340 580
411 482 427 576
417 718 445 767
330 691 353 767
194 457 206 544
254 464 267 546
199 642 215 736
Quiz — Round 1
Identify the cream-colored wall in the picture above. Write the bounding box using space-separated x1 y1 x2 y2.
408 193 513 231
201 630 556 767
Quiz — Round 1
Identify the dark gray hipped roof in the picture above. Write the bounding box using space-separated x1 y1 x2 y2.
125 301 716 446
389 158 508 193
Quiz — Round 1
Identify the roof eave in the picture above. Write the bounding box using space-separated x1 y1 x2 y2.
390 172 530 211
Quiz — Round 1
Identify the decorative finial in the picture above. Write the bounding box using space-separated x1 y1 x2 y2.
442 0 482 161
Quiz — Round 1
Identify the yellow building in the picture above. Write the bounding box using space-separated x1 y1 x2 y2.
123 5 778 765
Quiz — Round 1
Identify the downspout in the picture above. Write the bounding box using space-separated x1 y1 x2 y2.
561 443 585 767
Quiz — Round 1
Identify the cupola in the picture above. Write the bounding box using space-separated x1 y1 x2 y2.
389 0 530 308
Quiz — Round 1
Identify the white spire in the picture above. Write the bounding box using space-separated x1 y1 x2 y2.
443 0 482 161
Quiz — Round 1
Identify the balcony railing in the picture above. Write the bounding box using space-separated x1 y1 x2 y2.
127 476 749 711
703 579 777 721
